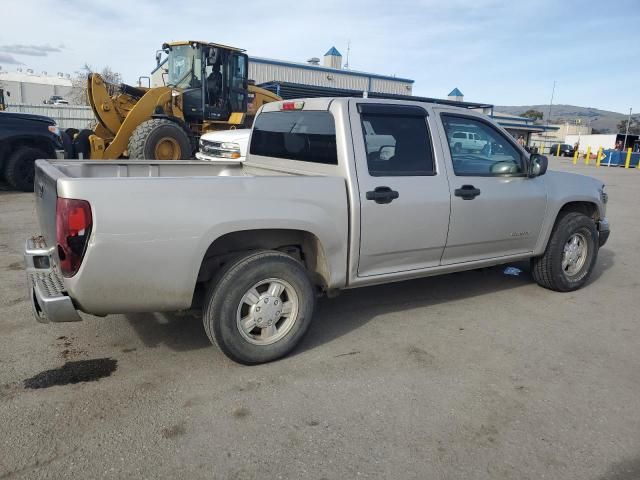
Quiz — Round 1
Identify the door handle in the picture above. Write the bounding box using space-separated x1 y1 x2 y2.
366 186 399 204
454 184 481 200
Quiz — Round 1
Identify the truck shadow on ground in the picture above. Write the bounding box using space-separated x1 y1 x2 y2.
122 249 614 354
297 248 615 355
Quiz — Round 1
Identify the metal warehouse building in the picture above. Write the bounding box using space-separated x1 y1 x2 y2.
0 69 73 104
151 46 414 96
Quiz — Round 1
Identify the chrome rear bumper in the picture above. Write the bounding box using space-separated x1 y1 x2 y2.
24 236 82 323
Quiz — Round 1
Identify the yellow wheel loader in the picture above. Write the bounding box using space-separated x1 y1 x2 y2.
81 41 281 160
0 89 6 111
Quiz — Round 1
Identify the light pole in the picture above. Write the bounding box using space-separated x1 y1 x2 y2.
623 107 632 150
546 81 556 152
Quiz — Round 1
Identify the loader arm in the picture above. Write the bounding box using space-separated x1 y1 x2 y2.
87 73 178 159
88 74 119 138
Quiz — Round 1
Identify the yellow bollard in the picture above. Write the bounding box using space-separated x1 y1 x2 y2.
556 144 561 157
585 146 591 165
625 148 632 168
573 149 579 164
596 147 603 167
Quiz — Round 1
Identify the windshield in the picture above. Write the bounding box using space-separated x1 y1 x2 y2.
167 45 202 89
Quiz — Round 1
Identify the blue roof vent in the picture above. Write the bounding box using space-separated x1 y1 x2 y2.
325 47 342 57
448 88 464 97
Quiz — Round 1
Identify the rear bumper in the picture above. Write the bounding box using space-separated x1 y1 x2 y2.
24 236 82 323
598 218 610 247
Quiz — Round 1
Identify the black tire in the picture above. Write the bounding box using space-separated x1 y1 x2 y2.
72 129 94 159
531 212 598 292
203 251 315 364
128 119 192 159
3 146 48 191
65 128 79 140
60 131 73 159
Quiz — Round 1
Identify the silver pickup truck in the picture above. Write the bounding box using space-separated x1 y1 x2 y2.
25 97 610 364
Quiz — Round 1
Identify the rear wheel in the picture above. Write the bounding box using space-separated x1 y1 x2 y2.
453 143 462 153
203 251 315 364
3 146 48 191
128 119 192 160
531 212 598 291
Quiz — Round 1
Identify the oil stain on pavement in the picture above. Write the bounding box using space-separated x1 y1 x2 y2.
23 358 118 389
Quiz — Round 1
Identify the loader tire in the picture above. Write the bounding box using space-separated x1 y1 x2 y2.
128 119 192 160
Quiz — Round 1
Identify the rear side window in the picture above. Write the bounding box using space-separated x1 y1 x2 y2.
360 107 435 177
250 111 337 165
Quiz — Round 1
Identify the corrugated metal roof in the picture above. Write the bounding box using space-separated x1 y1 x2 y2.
258 81 493 109
0 71 72 86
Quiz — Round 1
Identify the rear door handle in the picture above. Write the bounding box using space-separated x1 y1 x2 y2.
454 184 481 200
366 186 399 204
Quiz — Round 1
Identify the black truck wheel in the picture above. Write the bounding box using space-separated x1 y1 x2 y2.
202 251 316 364
128 119 192 160
3 146 48 191
531 212 598 292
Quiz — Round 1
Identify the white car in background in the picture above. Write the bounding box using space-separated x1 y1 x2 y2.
196 128 250 162
449 130 488 153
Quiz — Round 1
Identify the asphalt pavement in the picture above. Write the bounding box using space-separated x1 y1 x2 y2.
1 158 639 479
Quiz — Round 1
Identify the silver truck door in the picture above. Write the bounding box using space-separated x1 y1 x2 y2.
351 102 451 277
435 111 547 264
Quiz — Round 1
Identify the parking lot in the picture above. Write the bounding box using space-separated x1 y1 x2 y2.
0 158 638 479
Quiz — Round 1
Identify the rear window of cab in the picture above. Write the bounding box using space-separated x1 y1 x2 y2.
249 111 338 165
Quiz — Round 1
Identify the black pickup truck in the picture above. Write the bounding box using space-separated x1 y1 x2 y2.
0 111 65 191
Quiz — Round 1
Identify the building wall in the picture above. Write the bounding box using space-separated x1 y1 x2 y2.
565 134 617 153
0 79 73 105
151 59 414 95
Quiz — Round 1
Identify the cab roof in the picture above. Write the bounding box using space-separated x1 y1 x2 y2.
164 40 245 52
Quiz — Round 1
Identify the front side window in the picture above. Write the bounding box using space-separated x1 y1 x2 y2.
441 114 523 176
250 111 337 164
360 110 435 176
167 45 202 89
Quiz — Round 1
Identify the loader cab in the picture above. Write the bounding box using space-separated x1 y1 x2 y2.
163 41 248 124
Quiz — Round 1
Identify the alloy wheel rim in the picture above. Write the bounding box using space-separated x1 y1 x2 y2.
562 233 588 277
236 278 299 346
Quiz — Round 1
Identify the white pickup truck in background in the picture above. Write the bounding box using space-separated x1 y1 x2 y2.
25 97 610 364
196 128 251 162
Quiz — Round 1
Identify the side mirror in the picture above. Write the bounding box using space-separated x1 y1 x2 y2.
529 153 548 177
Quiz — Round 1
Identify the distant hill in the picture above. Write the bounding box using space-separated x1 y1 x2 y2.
494 104 637 134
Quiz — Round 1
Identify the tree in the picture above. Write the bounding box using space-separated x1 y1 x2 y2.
616 118 640 135
70 64 122 105
521 109 544 122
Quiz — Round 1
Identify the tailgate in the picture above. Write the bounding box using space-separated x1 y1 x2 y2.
34 160 62 247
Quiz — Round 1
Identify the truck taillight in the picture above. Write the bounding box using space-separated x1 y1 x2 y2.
56 198 92 277
280 101 304 111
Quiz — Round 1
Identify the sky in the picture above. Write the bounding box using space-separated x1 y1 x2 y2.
1 0 638 113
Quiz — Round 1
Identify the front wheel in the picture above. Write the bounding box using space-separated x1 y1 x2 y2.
128 119 192 160
531 212 599 291
203 251 315 364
